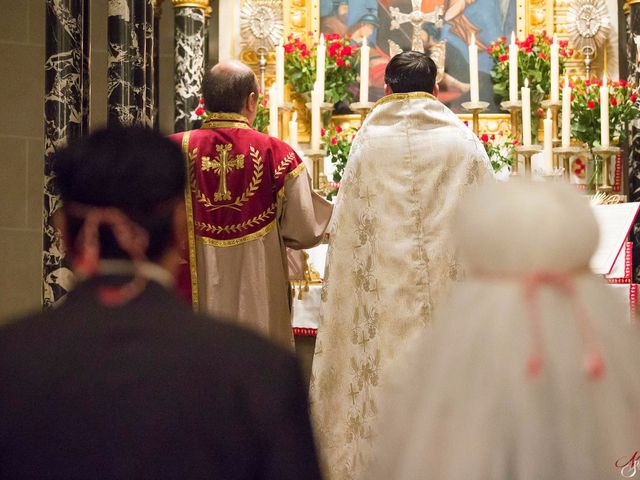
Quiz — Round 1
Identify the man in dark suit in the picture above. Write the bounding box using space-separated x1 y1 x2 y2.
0 127 323 480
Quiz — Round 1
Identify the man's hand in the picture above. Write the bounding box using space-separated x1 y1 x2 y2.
351 24 374 43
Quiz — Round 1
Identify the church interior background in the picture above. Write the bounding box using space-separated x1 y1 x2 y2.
0 0 633 346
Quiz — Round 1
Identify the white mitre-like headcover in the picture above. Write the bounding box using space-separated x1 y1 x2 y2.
455 180 599 274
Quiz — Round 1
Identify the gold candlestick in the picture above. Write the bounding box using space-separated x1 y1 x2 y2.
592 145 621 193
303 149 326 191
552 145 584 181
461 101 490 137
349 101 375 124
500 100 522 175
277 102 293 141
515 144 542 177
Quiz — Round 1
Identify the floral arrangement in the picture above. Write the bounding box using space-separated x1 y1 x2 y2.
194 95 270 134
570 77 639 150
479 131 517 175
488 32 572 111
284 33 359 104
322 124 358 199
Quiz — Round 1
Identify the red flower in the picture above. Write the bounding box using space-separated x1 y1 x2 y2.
195 107 205 116
331 136 338 145
487 46 493 54
570 94 575 102
587 100 595 109
340 46 352 57
198 97 204 104
345 60 351 68
490 134 495 140
480 133 489 143
284 44 295 53
463 120 469 127
300 50 309 58
585 80 591 86
536 107 544 117
620 79 628 87
336 58 344 67
631 94 637 103
499 54 508 62
500 36 507 43
335 125 342 133
321 128 326 136
525 46 532 54
538 52 547 59
559 40 569 48
611 97 618 106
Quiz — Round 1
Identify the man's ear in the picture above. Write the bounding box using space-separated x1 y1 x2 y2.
383 84 393 96
432 83 440 97
246 91 258 114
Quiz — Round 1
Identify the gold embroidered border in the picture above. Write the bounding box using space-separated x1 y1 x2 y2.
202 112 251 130
373 92 437 111
195 202 277 235
205 112 250 122
196 219 277 248
182 131 199 311
286 162 305 181
202 121 251 129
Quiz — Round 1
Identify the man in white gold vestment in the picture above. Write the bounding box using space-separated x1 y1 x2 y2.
310 52 492 480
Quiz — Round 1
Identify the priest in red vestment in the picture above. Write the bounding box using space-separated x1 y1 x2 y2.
170 61 333 349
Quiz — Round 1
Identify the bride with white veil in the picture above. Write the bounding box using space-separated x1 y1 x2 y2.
366 181 640 480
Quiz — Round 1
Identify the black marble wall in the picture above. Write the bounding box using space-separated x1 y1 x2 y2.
43 0 90 307
628 4 640 281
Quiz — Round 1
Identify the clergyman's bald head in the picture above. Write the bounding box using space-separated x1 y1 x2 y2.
202 60 259 114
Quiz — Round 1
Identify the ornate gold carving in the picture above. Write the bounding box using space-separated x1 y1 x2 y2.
202 144 245 201
171 0 210 9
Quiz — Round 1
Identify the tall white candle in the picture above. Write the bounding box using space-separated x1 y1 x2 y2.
311 81 321 151
469 33 479 103
269 84 279 138
600 74 610 147
543 108 553 172
275 39 285 107
316 34 326 102
509 31 519 103
521 79 531 146
359 37 370 104
550 34 560 103
289 111 298 149
561 74 571 148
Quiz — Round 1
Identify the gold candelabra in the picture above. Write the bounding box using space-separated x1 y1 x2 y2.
553 145 584 181
592 145 621 193
303 149 326 192
514 144 542 177
349 102 375 124
461 101 490 137
500 100 522 175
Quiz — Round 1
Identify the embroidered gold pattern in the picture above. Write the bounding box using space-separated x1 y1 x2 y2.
196 220 277 248
195 202 277 235
372 91 437 111
202 143 245 201
181 132 199 310
274 152 295 179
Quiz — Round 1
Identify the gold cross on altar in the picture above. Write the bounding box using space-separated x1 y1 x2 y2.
202 143 245 201
389 0 443 53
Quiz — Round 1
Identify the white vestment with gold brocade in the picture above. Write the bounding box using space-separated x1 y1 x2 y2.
310 92 492 480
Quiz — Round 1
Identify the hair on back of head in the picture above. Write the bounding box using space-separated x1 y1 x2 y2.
202 62 259 113
384 51 438 94
54 127 186 261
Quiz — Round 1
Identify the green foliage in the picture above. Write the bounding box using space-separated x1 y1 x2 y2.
322 125 358 200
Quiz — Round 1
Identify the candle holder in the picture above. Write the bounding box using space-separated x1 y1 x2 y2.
500 100 522 174
592 145 621 193
349 101 375 123
277 102 294 142
535 167 565 181
461 101 490 137
541 100 562 145
303 148 326 191
552 145 584 181
514 144 542 177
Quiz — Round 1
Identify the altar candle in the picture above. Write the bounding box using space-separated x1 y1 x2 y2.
275 39 285 107
543 108 553 172
269 84 278 138
311 81 321 151
359 36 370 104
317 34 326 102
509 32 518 103
289 111 298 149
550 34 559 103
600 74 610 147
521 79 531 146
561 74 571 147
469 33 479 103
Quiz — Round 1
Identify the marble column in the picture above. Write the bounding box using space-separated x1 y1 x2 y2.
107 0 155 127
173 0 210 133
626 1 640 281
152 0 163 130
43 0 90 307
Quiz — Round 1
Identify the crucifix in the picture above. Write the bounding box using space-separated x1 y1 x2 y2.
389 0 444 53
202 143 245 201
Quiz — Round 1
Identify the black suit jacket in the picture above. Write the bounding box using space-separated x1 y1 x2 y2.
0 277 322 480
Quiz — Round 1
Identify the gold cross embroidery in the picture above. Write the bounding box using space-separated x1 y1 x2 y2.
201 143 245 201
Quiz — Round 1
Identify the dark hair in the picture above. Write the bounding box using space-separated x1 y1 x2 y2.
384 51 438 94
202 63 259 113
53 127 185 261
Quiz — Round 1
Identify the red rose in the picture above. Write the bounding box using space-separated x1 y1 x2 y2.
198 97 204 104
611 97 618 106
486 46 494 54
631 94 637 103
559 40 569 48
480 133 489 143
331 136 338 145
345 60 351 67
500 36 507 43
538 52 546 59
585 80 591 86
536 107 544 117
525 46 532 54
335 125 342 133
341 46 352 56
300 50 309 58
195 107 205 116
284 44 295 53
620 79 628 87
321 128 326 136
587 100 595 109
336 58 344 67
570 94 575 102
463 120 469 127
499 54 508 62
490 134 495 140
